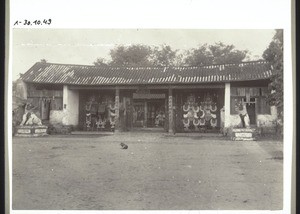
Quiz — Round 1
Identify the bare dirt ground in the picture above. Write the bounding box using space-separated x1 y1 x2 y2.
12 132 283 210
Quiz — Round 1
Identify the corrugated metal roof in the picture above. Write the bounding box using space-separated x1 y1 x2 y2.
21 61 272 85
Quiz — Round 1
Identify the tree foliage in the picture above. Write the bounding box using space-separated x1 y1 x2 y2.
94 43 248 67
109 45 152 66
183 42 249 66
94 44 179 67
183 44 213 66
151 45 178 66
262 29 283 121
94 45 153 66
94 57 109 67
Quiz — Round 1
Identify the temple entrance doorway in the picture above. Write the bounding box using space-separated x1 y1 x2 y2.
243 97 257 126
146 100 165 128
41 98 51 120
132 102 145 127
132 99 166 129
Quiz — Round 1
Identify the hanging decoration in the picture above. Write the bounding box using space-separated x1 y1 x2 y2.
199 107 205 118
108 101 116 130
86 113 92 129
199 118 206 126
155 111 165 127
199 94 218 128
84 94 115 131
96 116 106 130
193 118 200 126
182 94 201 130
210 118 217 127
85 102 91 111
109 117 116 129
183 118 190 131
210 103 217 112
96 117 102 129
181 93 218 131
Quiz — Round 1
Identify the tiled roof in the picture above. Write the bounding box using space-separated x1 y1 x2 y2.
21 61 273 85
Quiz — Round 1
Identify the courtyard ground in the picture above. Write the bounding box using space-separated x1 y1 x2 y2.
12 132 283 210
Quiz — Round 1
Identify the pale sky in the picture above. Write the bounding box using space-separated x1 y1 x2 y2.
12 29 276 81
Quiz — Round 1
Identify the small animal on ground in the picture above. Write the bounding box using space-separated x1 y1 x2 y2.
120 143 128 149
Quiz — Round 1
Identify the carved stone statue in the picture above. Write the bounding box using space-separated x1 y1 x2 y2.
20 103 43 126
236 102 250 128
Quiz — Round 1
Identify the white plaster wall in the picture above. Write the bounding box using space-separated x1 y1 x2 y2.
227 106 277 128
49 110 64 124
257 106 277 127
224 83 231 128
59 85 79 126
228 115 242 127
67 89 79 125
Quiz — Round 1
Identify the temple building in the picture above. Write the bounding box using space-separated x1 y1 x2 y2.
18 60 278 134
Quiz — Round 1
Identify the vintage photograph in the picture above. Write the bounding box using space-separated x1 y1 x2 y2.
12 29 283 210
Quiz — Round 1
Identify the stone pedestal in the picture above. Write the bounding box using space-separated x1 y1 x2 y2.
15 125 48 137
231 128 256 141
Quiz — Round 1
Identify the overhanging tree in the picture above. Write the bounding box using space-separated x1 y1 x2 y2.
262 29 283 122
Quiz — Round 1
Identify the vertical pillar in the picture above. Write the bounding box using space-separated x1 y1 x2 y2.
144 101 147 128
68 90 79 126
62 85 69 125
168 88 174 133
224 83 231 128
114 88 120 131
63 85 68 108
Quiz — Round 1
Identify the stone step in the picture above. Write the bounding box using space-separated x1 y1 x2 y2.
232 137 256 141
231 127 258 141
234 132 253 138
232 128 256 133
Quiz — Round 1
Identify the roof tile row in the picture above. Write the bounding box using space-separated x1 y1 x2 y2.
21 61 273 85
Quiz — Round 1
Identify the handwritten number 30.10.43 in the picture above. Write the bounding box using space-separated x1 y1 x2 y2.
14 19 52 26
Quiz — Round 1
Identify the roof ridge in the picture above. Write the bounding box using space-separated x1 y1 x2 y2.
35 60 268 69
36 62 167 69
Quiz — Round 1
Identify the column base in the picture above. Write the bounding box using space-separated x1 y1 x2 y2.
231 128 257 141
15 125 48 137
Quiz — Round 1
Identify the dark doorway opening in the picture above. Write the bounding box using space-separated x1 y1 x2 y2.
132 102 145 127
147 100 165 128
246 103 256 125
132 99 165 128
41 99 51 120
